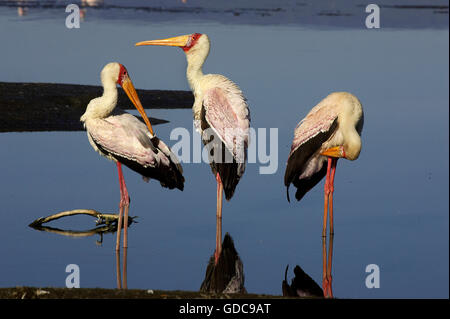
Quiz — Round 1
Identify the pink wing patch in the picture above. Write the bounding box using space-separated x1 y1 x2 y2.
87 113 168 168
203 87 250 163
289 103 338 157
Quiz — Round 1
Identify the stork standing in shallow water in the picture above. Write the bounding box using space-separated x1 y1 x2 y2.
136 34 250 265
284 92 363 297
81 62 184 252
284 92 364 236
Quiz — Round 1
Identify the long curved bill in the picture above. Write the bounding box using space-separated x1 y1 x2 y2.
120 76 154 136
135 35 190 47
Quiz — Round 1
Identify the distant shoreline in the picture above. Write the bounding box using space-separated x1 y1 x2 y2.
0 82 193 132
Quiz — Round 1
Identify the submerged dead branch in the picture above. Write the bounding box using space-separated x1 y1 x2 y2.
29 209 126 227
29 209 136 243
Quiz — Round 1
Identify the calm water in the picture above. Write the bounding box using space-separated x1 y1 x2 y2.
0 0 448 298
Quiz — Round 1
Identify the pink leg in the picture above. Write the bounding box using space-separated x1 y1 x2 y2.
122 247 128 289
322 236 328 297
326 234 334 298
115 249 122 289
115 163 124 252
322 158 332 237
121 186 129 289
116 162 130 289
322 158 338 297
214 173 223 266
121 180 130 249
115 162 130 251
115 206 124 252
328 158 338 235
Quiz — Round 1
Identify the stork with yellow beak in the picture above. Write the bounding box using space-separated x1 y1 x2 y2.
81 62 184 252
284 92 364 238
136 34 250 265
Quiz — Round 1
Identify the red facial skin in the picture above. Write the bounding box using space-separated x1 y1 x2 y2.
182 33 202 52
117 64 128 86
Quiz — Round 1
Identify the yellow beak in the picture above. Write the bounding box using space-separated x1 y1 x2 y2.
120 76 154 136
135 35 190 48
321 146 346 158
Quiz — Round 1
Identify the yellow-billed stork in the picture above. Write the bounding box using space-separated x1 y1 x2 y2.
80 62 184 252
284 92 364 238
136 34 250 265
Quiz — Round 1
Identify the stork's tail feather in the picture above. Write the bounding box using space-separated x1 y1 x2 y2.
213 161 242 202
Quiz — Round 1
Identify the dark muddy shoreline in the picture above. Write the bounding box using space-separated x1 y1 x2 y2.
0 286 286 299
0 82 193 132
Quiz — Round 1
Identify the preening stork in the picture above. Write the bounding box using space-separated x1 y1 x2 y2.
136 33 250 265
284 92 363 238
81 62 184 251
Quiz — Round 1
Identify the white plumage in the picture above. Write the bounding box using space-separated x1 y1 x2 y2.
136 33 250 265
80 62 184 255
285 91 363 241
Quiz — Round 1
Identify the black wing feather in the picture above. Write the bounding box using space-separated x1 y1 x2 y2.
201 105 241 201
90 134 184 191
284 118 338 202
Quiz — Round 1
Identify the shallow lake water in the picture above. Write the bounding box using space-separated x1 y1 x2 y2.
0 0 448 298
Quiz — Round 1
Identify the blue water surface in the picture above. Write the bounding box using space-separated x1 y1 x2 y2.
0 0 448 298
